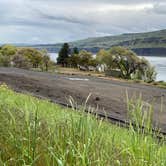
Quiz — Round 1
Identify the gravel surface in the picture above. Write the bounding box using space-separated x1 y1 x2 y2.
0 67 166 131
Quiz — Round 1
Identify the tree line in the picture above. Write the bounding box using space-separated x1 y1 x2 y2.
57 43 156 82
0 43 156 82
0 45 54 71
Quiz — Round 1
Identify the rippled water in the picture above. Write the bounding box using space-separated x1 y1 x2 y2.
49 53 166 81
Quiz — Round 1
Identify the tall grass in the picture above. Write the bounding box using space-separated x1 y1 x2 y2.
0 84 165 166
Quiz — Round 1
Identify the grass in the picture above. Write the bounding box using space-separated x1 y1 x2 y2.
0 84 166 166
152 81 166 89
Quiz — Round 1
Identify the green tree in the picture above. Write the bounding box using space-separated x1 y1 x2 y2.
96 49 108 65
78 50 94 67
135 57 157 82
68 54 80 68
96 46 156 81
0 45 17 56
73 47 79 55
109 47 141 78
17 48 43 68
57 43 70 66
0 45 17 67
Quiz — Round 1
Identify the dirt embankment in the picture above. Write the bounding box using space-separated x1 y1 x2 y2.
0 67 166 131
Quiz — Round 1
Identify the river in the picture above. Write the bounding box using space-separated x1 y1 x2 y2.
49 53 166 81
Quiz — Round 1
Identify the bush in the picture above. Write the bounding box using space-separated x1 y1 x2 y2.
0 53 11 67
0 44 17 56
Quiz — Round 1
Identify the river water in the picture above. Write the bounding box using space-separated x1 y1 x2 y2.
49 53 166 81
142 56 166 81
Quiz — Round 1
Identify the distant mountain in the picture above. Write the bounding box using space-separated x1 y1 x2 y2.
22 29 166 56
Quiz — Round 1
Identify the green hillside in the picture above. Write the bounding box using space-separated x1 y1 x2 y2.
29 29 166 56
70 29 166 49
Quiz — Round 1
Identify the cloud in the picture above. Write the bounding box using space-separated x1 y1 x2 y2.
0 0 166 44
150 3 166 15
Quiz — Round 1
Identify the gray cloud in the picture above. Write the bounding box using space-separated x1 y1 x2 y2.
36 10 91 25
0 0 166 44
31 0 164 5
150 3 166 15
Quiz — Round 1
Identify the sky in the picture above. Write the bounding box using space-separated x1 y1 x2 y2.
0 0 166 44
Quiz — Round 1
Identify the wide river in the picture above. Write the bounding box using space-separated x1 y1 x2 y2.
49 53 166 81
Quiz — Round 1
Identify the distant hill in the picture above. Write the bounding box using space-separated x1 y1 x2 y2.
25 29 166 56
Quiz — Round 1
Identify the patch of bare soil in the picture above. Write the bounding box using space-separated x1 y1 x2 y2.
0 67 166 132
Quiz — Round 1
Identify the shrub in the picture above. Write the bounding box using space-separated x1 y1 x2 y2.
0 53 11 67
0 44 17 56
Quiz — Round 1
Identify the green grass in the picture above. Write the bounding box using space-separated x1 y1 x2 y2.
0 84 166 166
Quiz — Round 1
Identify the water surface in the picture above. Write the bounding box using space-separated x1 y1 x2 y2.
142 56 166 81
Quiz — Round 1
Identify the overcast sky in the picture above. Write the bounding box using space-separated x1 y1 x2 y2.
1 0 166 44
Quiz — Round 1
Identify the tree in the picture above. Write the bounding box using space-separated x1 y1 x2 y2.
68 54 80 68
96 46 156 81
78 50 94 67
17 48 43 68
41 49 51 71
135 57 157 82
73 47 79 55
106 47 139 78
0 45 17 67
96 49 110 72
57 43 70 66
0 45 17 56
96 49 108 65
0 45 55 71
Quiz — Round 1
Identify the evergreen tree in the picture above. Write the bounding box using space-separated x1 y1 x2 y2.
57 43 70 66
73 47 79 55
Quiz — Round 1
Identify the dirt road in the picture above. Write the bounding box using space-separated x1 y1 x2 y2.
0 67 166 131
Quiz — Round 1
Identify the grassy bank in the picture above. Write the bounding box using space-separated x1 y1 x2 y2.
0 85 166 166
